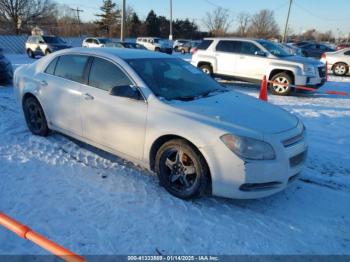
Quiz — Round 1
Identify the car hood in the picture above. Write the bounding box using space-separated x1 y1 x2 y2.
171 91 298 135
281 55 323 66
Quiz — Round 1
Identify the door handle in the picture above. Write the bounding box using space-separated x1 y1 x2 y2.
40 80 48 86
83 93 94 101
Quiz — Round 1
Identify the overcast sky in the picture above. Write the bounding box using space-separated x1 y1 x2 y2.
57 0 350 37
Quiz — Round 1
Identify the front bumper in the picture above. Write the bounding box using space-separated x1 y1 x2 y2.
295 65 327 89
201 123 307 199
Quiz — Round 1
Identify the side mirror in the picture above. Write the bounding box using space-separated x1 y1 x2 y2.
109 85 141 100
255 50 267 57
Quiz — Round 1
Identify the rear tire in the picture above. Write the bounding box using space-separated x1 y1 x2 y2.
199 64 213 76
333 63 348 76
23 97 50 136
270 72 293 96
27 49 35 59
155 139 210 200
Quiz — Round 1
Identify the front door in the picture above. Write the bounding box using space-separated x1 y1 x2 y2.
80 57 147 160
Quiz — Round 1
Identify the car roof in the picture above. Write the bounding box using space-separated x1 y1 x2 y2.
204 37 258 40
56 47 171 60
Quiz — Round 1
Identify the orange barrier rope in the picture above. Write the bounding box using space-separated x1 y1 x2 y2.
267 80 349 96
0 212 85 262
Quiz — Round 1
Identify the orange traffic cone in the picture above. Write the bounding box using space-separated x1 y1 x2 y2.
259 75 268 102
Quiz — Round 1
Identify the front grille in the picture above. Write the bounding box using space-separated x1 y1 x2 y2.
290 151 307 167
318 66 326 78
282 133 304 148
239 182 282 192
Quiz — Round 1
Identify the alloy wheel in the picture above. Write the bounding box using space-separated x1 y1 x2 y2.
163 148 198 193
272 76 290 94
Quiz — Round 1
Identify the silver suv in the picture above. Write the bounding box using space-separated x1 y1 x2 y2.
192 38 326 95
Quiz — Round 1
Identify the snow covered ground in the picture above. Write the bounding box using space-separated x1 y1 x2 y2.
0 54 349 256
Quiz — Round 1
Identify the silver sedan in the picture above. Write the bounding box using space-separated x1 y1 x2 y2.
14 48 308 200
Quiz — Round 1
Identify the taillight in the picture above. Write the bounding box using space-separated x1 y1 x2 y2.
191 48 198 55
321 53 326 59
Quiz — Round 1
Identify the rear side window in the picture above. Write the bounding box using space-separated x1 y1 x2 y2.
45 57 59 75
216 41 240 53
88 58 132 92
54 55 89 83
197 40 213 50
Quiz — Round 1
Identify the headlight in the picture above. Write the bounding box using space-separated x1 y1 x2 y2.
303 65 316 76
221 134 276 160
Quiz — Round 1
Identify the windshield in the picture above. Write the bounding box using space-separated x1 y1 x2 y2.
42 36 65 44
127 58 225 101
258 40 291 57
99 38 112 44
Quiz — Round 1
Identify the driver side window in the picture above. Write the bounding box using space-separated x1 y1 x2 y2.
88 57 132 92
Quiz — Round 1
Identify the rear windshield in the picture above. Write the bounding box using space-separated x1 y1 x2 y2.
198 40 213 50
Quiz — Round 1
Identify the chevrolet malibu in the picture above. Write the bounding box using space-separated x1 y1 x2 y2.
14 48 308 200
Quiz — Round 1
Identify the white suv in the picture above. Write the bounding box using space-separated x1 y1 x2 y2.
192 38 326 95
136 37 173 54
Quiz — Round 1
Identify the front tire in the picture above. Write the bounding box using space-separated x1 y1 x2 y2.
333 63 348 76
270 72 293 96
155 139 210 200
23 97 50 136
199 64 213 76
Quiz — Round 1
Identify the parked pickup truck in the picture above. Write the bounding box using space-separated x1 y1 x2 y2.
191 38 326 96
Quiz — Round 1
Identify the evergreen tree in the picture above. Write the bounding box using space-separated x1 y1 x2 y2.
145 10 160 37
128 12 142 37
95 0 119 37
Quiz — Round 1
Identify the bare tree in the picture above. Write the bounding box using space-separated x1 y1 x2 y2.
203 7 231 36
248 9 279 39
236 12 250 37
0 0 55 34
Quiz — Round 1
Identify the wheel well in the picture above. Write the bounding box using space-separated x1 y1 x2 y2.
22 93 37 107
149 135 212 192
269 69 295 84
332 62 349 69
197 62 212 69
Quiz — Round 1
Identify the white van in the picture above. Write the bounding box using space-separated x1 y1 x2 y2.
136 37 173 54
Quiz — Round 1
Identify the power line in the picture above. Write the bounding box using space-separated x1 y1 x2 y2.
294 0 350 22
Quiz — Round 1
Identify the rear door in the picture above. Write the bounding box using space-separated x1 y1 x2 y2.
80 57 147 160
215 40 240 75
39 54 89 136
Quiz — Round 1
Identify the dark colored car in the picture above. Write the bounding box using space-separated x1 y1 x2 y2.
299 43 335 59
178 41 201 54
336 43 350 50
25 35 71 58
0 48 13 85
105 42 147 50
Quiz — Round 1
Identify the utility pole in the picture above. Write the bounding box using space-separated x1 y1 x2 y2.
121 0 126 42
283 0 293 43
169 0 173 40
71 7 83 37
